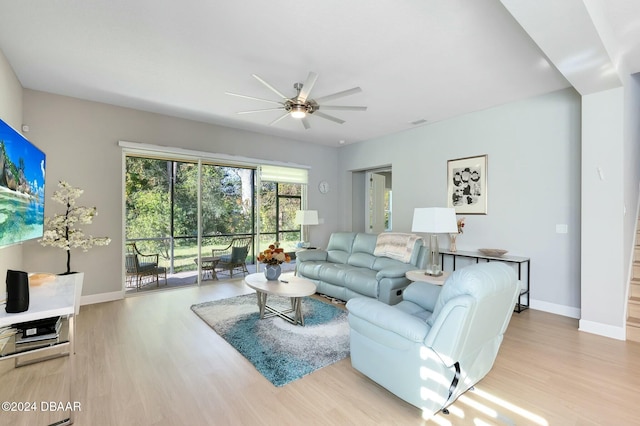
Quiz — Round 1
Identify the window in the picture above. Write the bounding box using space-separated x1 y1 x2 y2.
259 181 302 252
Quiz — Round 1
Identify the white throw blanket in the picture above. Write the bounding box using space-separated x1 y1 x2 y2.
373 233 423 263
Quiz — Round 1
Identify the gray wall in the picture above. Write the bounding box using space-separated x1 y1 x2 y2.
0 49 24 276
623 73 640 307
19 90 339 301
338 88 582 316
580 73 640 336
581 88 625 333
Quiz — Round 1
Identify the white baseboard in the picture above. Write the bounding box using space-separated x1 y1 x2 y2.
530 298 580 319
578 319 626 340
529 299 626 340
80 290 123 307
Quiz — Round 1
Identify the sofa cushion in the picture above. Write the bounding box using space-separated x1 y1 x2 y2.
344 268 379 298
325 232 356 264
348 252 377 269
327 250 350 264
296 249 328 262
348 233 378 268
296 261 324 279
318 263 357 283
352 233 377 255
372 256 408 271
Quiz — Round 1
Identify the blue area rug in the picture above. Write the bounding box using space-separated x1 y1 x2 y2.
191 293 349 387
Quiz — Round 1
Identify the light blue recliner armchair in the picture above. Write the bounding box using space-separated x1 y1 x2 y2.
346 262 520 415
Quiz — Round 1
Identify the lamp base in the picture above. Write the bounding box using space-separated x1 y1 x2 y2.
426 234 443 277
424 268 443 277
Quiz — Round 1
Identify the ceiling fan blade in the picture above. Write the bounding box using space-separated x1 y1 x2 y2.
313 87 362 104
297 71 319 103
252 74 289 100
237 108 285 114
313 111 346 124
269 112 290 126
317 105 367 111
301 117 311 130
225 92 283 106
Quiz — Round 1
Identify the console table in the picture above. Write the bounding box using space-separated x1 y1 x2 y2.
440 249 530 313
0 273 79 425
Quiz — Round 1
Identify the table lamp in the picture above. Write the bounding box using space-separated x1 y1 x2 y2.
411 207 458 276
295 210 319 248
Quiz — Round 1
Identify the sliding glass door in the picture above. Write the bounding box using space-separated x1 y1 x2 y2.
258 181 302 253
125 156 176 272
124 153 307 291
125 158 203 283
200 164 255 265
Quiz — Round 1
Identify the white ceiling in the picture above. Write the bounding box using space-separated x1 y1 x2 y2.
0 0 638 146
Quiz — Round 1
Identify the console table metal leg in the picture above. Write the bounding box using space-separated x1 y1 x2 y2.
517 264 523 312
513 261 530 313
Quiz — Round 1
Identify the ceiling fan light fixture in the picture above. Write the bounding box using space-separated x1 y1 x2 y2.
227 72 366 128
290 105 307 119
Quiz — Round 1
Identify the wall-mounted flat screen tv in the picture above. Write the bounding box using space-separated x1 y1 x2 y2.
0 119 46 248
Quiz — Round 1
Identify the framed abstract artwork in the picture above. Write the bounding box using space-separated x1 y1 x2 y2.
447 154 487 215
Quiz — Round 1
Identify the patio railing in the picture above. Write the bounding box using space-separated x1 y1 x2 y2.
127 231 301 274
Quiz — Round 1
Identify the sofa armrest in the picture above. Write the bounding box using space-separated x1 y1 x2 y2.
346 297 430 343
375 266 413 280
296 249 328 262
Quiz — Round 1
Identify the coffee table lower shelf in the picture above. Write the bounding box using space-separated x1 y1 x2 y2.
256 292 306 325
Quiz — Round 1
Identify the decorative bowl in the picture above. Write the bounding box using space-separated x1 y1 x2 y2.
478 248 508 257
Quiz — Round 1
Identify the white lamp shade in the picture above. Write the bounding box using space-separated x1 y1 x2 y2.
411 207 457 233
295 210 319 225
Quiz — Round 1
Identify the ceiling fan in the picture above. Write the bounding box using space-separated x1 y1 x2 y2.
225 72 367 129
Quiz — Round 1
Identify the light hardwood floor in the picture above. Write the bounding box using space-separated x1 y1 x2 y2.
1 278 639 426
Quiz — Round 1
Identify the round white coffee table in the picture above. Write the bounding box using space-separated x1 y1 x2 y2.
244 272 317 326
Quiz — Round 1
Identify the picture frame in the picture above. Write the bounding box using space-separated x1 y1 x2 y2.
447 154 487 215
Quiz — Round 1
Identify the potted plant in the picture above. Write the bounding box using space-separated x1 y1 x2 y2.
257 242 291 281
39 181 111 274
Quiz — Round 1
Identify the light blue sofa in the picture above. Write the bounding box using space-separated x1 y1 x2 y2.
296 232 425 305
346 262 520 415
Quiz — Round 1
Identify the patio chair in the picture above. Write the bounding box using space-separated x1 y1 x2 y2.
213 236 252 278
125 243 167 290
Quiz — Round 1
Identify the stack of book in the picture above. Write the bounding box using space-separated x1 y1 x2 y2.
13 316 62 352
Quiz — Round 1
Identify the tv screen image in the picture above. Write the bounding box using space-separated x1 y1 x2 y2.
0 119 46 247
